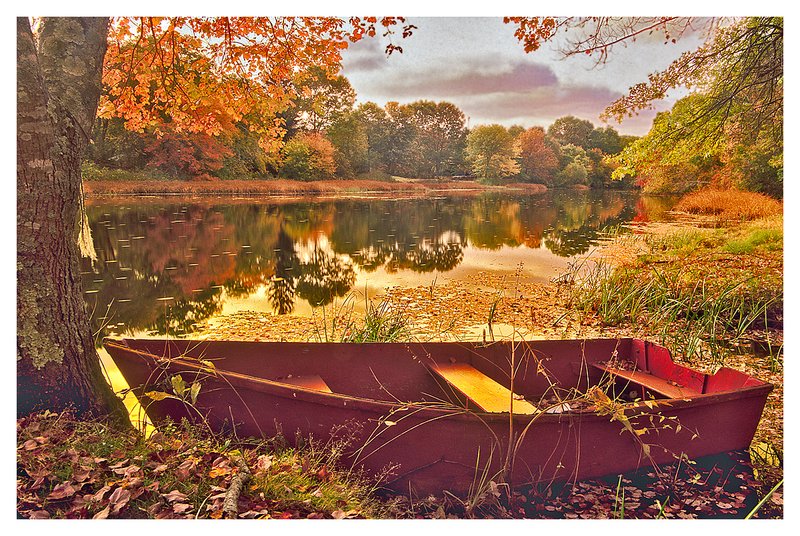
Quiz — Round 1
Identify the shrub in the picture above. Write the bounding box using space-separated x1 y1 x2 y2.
280 132 337 181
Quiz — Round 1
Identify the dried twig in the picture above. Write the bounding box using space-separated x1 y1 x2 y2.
223 455 252 519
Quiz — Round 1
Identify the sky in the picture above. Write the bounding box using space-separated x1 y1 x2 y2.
341 17 707 136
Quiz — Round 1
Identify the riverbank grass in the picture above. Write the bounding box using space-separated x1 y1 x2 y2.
565 212 783 368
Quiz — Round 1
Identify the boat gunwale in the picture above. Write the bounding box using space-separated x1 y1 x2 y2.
104 339 773 424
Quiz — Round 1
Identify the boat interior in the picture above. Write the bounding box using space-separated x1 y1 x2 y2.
110 337 765 416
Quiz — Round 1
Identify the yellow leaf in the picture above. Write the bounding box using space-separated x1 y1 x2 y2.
145 391 173 401
208 466 231 478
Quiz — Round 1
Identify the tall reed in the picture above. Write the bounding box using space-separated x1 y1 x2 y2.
564 260 779 366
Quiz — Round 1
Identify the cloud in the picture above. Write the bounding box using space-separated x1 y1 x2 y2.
455 85 660 135
366 61 559 98
466 86 620 119
342 39 390 73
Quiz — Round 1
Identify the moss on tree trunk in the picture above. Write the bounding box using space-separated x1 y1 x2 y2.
16 17 128 422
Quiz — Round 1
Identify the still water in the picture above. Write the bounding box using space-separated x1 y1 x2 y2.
82 190 677 339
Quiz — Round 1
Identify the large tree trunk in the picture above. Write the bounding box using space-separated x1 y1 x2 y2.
17 17 127 421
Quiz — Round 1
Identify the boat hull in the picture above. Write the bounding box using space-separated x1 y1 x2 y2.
104 338 771 496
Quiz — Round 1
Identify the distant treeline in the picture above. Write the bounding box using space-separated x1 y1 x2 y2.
85 67 636 189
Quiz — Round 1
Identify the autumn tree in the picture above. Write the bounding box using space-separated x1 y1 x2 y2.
547 116 594 149
612 95 725 194
144 131 234 181
466 124 520 181
506 16 783 195
402 100 468 177
290 66 357 133
17 17 128 419
17 16 414 419
516 126 560 184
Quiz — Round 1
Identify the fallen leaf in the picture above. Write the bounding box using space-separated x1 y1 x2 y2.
255 454 273 474
47 482 77 501
108 487 132 514
93 506 111 519
28 510 50 519
162 489 189 503
173 503 193 514
208 466 231 478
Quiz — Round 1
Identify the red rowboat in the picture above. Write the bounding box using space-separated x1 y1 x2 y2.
104 337 771 496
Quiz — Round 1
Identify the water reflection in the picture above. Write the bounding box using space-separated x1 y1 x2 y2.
82 191 676 338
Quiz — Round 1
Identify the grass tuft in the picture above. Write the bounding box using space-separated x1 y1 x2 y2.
312 293 413 343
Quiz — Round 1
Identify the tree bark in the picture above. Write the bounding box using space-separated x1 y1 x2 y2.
17 17 128 421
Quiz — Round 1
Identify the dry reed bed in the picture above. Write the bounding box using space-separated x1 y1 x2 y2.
674 189 782 222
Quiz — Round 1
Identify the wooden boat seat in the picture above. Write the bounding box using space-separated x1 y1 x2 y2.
430 362 539 414
592 363 697 399
276 374 333 393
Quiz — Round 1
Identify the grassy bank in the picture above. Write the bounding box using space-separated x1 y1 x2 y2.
559 190 783 470
83 178 550 197
565 192 782 365
82 165 550 197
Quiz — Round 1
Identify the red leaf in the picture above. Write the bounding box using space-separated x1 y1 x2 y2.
47 482 77 501
162 489 189 503
73 466 92 482
92 485 113 503
28 510 50 519
108 487 132 514
173 503 193 514
93 506 111 520
316 464 329 482
151 463 169 474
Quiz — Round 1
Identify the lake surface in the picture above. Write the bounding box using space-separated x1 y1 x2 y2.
82 190 677 339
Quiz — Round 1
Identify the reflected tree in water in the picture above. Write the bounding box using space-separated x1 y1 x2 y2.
151 287 224 337
268 225 300 315
81 205 236 338
83 192 675 334
296 242 356 307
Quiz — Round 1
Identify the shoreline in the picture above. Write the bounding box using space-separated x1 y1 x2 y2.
83 178 553 198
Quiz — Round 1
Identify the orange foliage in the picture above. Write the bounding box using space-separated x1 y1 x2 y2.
100 17 414 147
516 127 559 183
144 131 233 180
